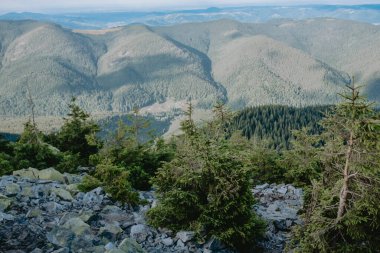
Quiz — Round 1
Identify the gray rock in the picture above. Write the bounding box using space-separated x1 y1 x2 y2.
204 237 226 251
130 224 150 243
277 186 288 195
0 193 12 211
30 249 43 253
37 168 66 183
26 208 42 218
118 237 146 253
105 242 116 251
5 183 21 196
51 188 74 201
12 167 40 179
162 237 174 246
176 231 195 243
99 223 123 241
176 239 185 248
256 183 270 190
51 248 70 253
63 217 91 236
0 211 14 221
83 187 104 206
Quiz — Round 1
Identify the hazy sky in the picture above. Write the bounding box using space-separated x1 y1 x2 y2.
0 0 379 13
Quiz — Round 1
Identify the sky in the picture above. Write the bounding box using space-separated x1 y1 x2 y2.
0 0 379 13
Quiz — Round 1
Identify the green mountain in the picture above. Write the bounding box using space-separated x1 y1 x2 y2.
0 19 378 128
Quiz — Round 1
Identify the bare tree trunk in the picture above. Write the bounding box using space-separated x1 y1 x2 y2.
337 131 354 220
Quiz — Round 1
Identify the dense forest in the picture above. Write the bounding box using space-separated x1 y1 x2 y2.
230 105 333 149
0 85 380 252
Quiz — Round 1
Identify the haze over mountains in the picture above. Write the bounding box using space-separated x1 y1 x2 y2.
0 12 380 133
1 5 380 29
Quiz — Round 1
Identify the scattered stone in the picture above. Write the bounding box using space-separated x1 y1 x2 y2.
26 208 42 218
0 211 14 221
0 193 12 211
277 186 288 195
99 223 123 241
118 237 146 253
82 187 104 206
38 168 65 183
130 224 150 243
65 183 79 194
254 184 303 253
12 167 40 179
105 242 116 251
62 217 91 236
162 237 174 246
51 188 73 201
0 172 303 253
5 183 21 196
176 231 195 243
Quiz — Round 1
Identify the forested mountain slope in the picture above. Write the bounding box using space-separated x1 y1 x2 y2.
229 105 332 149
0 19 378 131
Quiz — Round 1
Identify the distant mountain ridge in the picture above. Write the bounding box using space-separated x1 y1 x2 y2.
0 18 379 125
1 5 380 29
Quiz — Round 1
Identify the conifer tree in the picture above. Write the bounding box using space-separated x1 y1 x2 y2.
53 97 100 166
293 84 380 252
147 102 265 251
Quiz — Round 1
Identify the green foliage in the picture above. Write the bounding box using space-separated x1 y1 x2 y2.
80 111 173 205
248 143 286 184
89 161 141 205
12 121 60 170
291 85 380 252
227 132 286 184
282 128 323 187
230 105 332 149
55 151 81 173
0 152 13 176
147 103 265 250
78 174 102 192
0 134 14 175
49 97 101 167
92 112 174 191
0 100 101 174
79 161 141 205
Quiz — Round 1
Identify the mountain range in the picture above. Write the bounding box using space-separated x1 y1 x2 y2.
0 17 379 132
1 5 380 29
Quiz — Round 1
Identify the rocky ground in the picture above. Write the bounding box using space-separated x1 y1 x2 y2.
0 168 303 253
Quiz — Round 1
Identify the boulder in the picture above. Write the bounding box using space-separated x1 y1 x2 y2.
176 231 195 243
38 168 65 183
82 187 104 206
51 188 74 201
0 193 12 211
277 186 288 195
99 223 123 241
108 249 125 253
162 237 174 246
105 242 116 251
65 184 79 194
5 183 21 196
47 218 94 251
63 217 91 236
63 173 82 184
130 224 150 243
13 167 40 179
20 185 37 198
0 211 14 221
26 208 42 218
118 237 146 253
